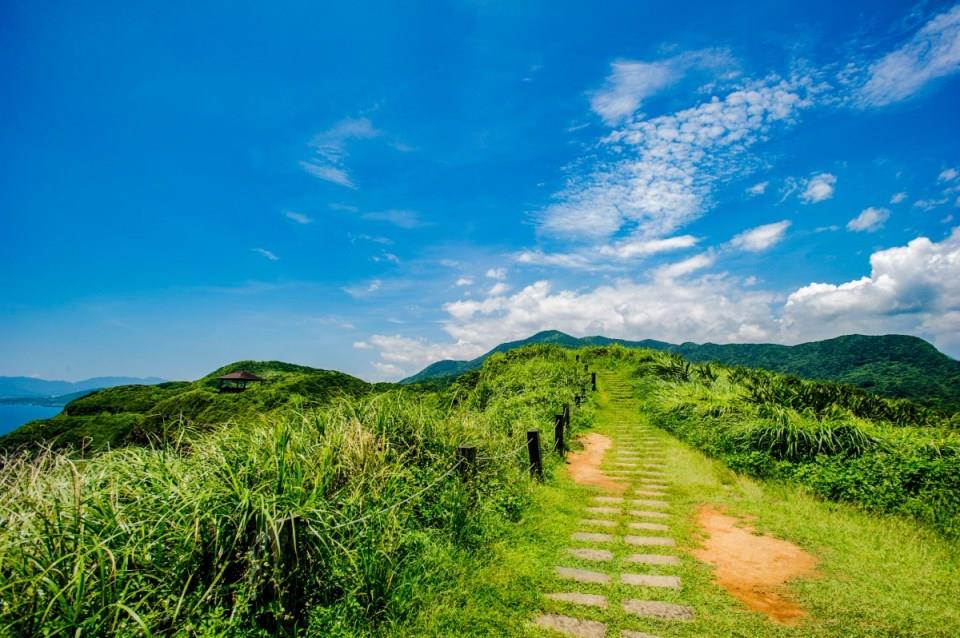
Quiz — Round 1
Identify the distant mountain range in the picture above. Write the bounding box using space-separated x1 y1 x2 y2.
402 331 960 411
0 375 166 405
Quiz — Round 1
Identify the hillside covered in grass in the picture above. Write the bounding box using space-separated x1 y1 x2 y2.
588 345 960 538
404 331 960 411
0 361 376 451
0 345 592 636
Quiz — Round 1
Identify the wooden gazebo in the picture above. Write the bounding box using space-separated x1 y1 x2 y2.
217 370 265 393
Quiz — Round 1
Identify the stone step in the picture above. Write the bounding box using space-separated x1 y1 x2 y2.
557 566 611 584
624 553 680 566
625 535 675 546
534 613 607 638
622 599 694 621
631 499 669 509
628 521 669 531
591 496 624 503
571 532 614 543
628 510 670 519
621 574 681 588
580 518 617 528
567 548 614 562
621 630 661 638
585 506 619 515
632 490 666 498
545 592 608 608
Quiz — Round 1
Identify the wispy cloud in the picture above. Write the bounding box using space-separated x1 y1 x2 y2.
301 117 380 188
799 172 836 203
252 247 279 261
846 207 890 232
599 234 700 259
284 211 312 224
746 181 769 196
486 268 507 280
940 167 959 182
455 277 473 286
729 220 791 252
589 50 733 125
859 5 960 106
361 209 425 229
890 191 908 204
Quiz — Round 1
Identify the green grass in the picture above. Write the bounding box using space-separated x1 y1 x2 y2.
402 367 960 636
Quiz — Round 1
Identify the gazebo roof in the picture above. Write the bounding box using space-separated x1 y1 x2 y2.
218 370 265 381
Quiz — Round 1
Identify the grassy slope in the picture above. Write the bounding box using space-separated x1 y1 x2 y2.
0 360 374 451
401 366 960 637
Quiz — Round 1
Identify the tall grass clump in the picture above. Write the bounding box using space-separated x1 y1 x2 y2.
0 346 590 636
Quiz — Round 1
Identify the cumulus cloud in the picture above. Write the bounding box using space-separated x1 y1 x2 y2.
488 282 511 296
800 173 836 203
729 220 791 252
784 228 960 353
847 207 890 232
486 268 507 280
301 117 380 188
859 5 960 107
455 277 473 286
541 74 818 241
746 181 769 196
890 191 908 204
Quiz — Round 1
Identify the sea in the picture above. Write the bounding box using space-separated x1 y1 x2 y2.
0 404 62 437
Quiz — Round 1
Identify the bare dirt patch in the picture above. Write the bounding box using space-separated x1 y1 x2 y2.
566 433 626 493
691 504 818 625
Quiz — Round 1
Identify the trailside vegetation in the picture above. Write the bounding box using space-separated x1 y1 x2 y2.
588 345 960 538
0 345 592 636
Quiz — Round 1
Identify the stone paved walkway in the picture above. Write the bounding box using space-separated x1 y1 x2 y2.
532 373 695 638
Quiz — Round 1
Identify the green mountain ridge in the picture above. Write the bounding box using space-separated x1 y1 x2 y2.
403 331 960 411
0 360 374 451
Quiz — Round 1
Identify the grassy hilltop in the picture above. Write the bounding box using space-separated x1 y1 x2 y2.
0 360 375 451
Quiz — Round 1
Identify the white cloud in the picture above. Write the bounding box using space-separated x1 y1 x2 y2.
515 250 596 270
847 207 890 232
859 5 960 106
653 252 716 280
301 117 380 188
784 228 960 353
729 220 792 252
746 181 769 196
488 282 511 296
299 162 355 188
343 278 383 298
361 209 425 228
252 248 279 261
890 191 908 204
352 341 372 349
486 268 507 280
940 167 959 182
800 173 836 204
541 74 818 241
599 234 700 259
914 198 949 211
284 211 312 224
589 50 733 125
455 277 473 286
590 60 679 125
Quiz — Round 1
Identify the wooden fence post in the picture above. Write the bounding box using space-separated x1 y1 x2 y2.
553 414 565 456
457 446 476 477
527 430 543 480
562 403 570 428
591 372 597 391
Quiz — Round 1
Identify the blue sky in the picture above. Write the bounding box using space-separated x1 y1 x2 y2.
2 0 959 381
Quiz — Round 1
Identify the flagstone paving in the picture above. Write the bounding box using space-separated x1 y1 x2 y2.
533 374 695 637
